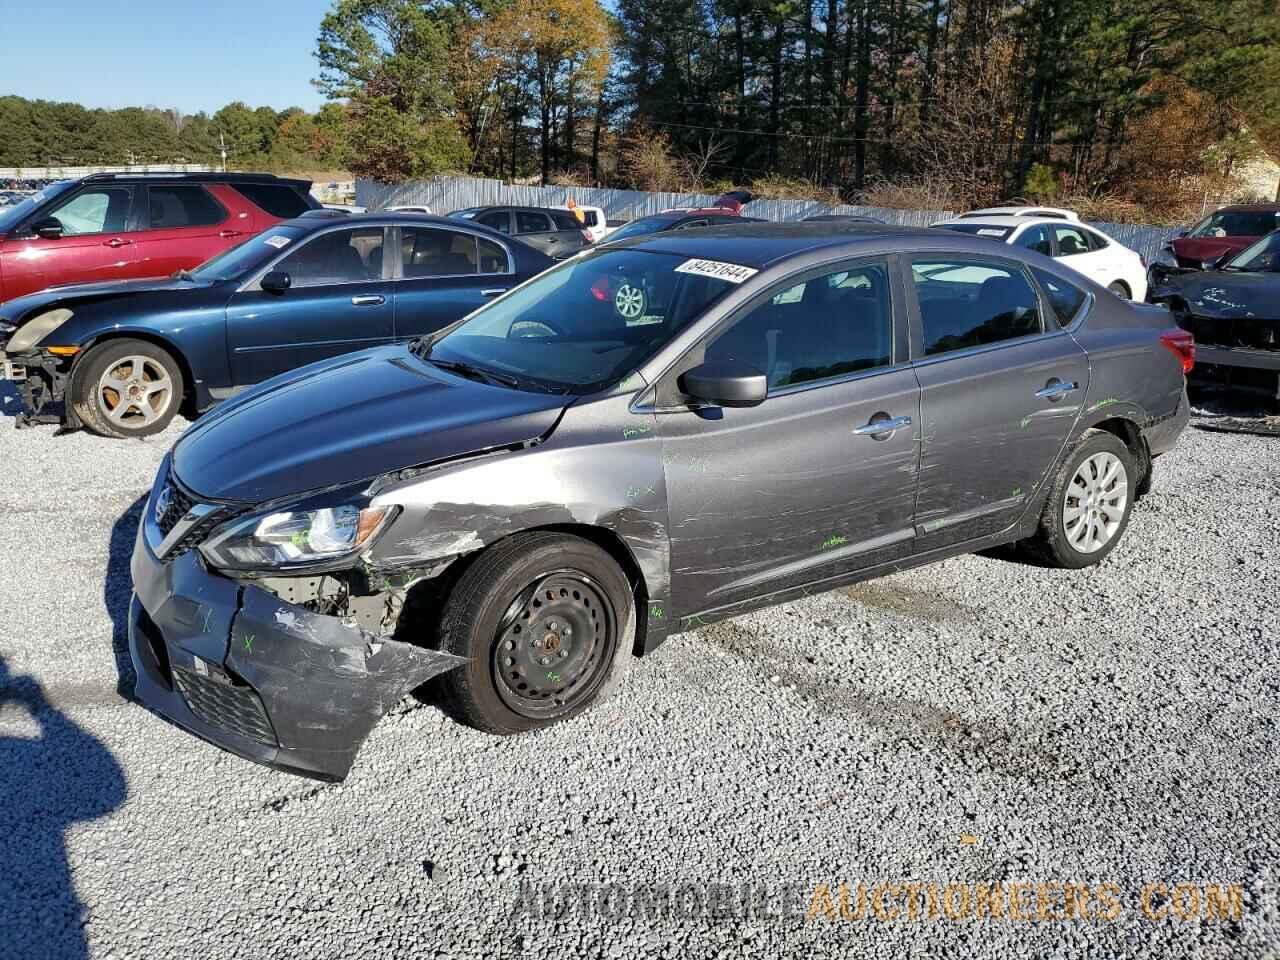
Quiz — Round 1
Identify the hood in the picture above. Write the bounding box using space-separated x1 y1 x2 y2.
172 346 571 503
0 276 220 322
1171 235 1253 268
1155 270 1280 319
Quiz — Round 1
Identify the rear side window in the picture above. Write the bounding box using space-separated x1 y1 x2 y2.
912 259 1043 356
1053 225 1092 257
478 237 510 274
1085 229 1109 251
1031 267 1087 328
230 183 312 219
580 210 599 227
148 185 225 228
551 211 582 231
401 226 481 277
516 211 552 234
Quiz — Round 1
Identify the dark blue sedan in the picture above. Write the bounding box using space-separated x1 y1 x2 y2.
0 213 553 437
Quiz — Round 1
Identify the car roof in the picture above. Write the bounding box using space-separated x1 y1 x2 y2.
80 171 311 189
959 205 1079 220
934 215 1099 231
283 211 503 233
611 221 955 268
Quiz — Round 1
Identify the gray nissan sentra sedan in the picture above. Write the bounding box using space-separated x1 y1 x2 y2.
129 223 1192 780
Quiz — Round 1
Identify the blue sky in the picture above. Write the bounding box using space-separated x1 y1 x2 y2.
1 0 333 114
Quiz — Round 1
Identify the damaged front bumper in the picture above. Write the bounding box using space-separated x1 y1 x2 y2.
128 495 464 781
0 350 75 428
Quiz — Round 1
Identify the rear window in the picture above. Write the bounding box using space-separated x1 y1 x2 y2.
934 223 1013 241
581 210 599 227
149 185 225 228
230 183 313 219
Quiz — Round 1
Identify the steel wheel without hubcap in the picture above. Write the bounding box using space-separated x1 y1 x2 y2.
492 571 618 719
1063 451 1128 554
97 355 174 428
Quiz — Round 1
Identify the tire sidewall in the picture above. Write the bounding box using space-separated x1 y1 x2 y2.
1047 432 1136 567
73 339 183 439
441 536 634 733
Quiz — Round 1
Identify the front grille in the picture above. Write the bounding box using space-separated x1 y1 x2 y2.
156 485 195 537
173 666 278 746
1179 312 1280 351
153 469 241 561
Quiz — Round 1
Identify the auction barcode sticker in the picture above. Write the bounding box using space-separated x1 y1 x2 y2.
263 235 292 249
674 258 759 284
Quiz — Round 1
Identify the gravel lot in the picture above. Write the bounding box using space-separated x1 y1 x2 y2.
1 378 1278 959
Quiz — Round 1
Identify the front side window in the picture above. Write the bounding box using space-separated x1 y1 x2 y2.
515 211 551 234
1225 231 1280 272
1031 267 1087 327
1015 224 1052 255
274 227 384 288
401 227 482 277
1053 225 1092 257
149 185 225 229
703 262 892 389
44 187 133 236
912 259 1043 356
477 211 511 233
422 249 741 393
1188 210 1280 238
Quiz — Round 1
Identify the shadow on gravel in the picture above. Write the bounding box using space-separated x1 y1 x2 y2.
106 496 148 700
0 654 127 959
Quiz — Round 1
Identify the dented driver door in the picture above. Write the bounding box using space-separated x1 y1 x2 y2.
655 257 920 619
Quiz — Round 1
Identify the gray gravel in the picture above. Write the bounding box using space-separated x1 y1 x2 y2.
1 377 1278 959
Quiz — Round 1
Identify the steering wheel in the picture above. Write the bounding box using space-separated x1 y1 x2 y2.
509 318 566 339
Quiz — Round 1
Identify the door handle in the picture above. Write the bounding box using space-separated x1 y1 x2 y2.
854 414 912 437
1035 379 1078 401
218 229 243 239
103 237 132 248
481 288 508 297
351 295 385 306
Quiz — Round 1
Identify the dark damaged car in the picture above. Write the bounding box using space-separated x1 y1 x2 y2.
129 224 1191 780
1149 230 1280 397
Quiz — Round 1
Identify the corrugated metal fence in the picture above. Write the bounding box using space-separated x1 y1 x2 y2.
357 175 1180 261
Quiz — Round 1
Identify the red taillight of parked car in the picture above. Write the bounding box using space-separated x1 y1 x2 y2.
1160 329 1195 374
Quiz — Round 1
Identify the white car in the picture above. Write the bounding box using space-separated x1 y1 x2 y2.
553 204 608 243
387 204 433 215
932 212 1147 300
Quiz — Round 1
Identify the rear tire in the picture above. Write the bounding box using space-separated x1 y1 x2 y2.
72 338 184 439
1107 281 1131 300
435 532 634 734
1022 430 1136 569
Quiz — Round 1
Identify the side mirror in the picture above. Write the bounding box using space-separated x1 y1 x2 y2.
1202 253 1231 271
261 270 291 294
32 217 63 240
679 360 767 408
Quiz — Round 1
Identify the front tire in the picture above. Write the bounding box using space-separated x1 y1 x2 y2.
72 338 184 439
435 532 634 734
1022 430 1136 568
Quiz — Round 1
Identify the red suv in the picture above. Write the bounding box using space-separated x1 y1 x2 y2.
0 173 318 304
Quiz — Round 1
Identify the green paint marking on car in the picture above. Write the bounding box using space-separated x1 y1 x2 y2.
821 535 848 549
622 424 652 439
1088 397 1122 413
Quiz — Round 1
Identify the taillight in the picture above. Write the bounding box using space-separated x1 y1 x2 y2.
1160 329 1195 374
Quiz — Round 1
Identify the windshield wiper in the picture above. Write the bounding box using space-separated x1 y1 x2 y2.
427 357 521 389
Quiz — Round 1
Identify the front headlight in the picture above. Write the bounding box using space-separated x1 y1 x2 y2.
200 502 396 572
1153 246 1178 269
5 308 73 353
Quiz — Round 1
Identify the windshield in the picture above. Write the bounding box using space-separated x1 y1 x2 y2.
1225 230 1280 272
605 216 673 243
934 223 1013 241
188 226 305 282
0 180 76 234
419 248 745 394
1188 209 1280 239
